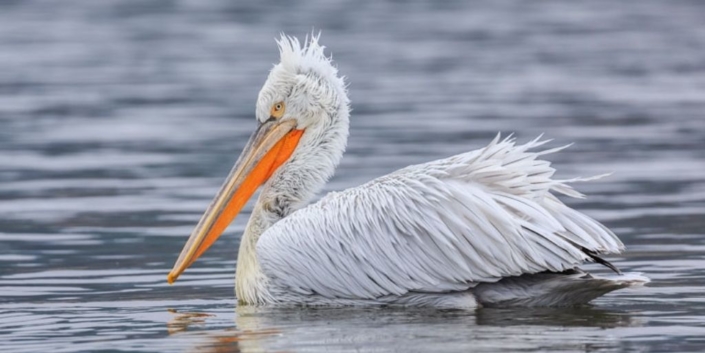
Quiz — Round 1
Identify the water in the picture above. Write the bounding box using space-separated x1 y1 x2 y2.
1 0 704 352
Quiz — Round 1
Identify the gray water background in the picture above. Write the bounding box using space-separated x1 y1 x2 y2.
1 0 704 352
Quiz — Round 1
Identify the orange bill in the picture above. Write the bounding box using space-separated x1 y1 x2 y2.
167 119 304 284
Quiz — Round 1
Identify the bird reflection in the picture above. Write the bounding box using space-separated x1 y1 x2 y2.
166 309 215 335
475 306 640 328
167 305 642 353
167 307 285 353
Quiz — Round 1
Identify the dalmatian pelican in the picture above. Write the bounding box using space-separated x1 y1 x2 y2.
167 35 648 308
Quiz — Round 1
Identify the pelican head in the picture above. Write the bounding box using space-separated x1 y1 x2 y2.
168 35 350 284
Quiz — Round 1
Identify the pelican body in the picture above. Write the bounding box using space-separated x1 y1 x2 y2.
167 35 648 308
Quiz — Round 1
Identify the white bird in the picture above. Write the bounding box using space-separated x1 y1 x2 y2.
167 35 648 308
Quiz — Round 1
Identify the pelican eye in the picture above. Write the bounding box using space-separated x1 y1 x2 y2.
270 102 285 119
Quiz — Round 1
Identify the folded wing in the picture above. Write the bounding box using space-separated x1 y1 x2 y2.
257 135 624 300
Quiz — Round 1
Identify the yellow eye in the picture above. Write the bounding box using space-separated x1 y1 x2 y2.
271 102 285 118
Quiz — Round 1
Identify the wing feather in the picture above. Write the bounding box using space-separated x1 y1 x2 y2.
257 135 624 300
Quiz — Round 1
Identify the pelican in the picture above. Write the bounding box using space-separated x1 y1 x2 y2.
167 35 648 308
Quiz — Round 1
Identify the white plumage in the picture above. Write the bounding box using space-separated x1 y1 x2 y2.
167 34 648 308
257 135 644 307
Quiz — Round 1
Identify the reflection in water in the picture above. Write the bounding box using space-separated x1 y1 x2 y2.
168 308 278 353
168 305 641 353
167 309 215 335
475 306 640 328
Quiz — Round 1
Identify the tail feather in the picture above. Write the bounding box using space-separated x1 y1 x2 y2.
473 270 649 307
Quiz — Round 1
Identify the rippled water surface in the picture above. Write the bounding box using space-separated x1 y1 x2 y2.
1 1 704 352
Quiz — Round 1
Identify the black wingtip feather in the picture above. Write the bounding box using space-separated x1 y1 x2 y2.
581 247 622 275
